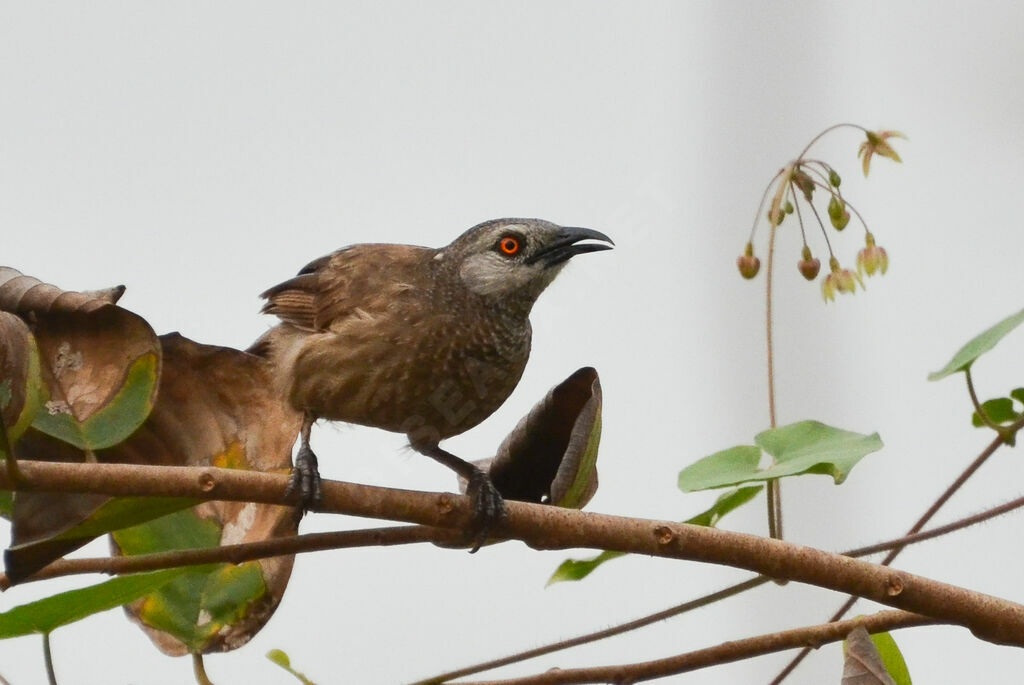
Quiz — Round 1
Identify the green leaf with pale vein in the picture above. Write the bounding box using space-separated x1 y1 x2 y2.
679 421 882 491
929 308 1024 381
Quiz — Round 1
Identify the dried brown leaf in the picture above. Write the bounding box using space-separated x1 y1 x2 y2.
472 367 601 508
843 626 897 685
0 266 123 315
110 333 302 654
0 312 43 441
7 334 301 602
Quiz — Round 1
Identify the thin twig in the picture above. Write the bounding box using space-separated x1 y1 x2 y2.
412 576 771 685
843 493 1024 557
454 610 935 685
2 525 454 588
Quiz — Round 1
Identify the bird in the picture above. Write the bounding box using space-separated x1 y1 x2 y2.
249 218 613 547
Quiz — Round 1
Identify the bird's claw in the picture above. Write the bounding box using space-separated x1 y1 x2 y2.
286 443 322 514
466 470 507 553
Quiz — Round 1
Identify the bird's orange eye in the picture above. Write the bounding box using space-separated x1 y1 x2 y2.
499 236 520 255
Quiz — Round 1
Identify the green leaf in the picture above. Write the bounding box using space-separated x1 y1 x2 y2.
267 649 316 684
678 446 761 492
113 509 268 653
971 397 1021 427
547 486 762 585
869 631 913 685
0 569 186 638
1011 388 1024 404
682 485 763 526
679 421 882 492
31 352 160 450
546 551 626 586
928 308 1024 381
755 421 883 484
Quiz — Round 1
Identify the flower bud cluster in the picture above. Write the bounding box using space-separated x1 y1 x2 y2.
737 127 902 303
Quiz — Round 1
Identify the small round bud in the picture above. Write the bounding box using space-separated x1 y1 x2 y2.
828 196 850 230
798 257 821 281
767 208 785 226
737 254 761 279
784 201 794 215
833 210 850 230
828 169 842 187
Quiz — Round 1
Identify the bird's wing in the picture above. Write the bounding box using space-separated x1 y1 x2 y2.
260 244 432 331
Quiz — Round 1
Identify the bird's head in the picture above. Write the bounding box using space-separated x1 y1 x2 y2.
444 218 613 306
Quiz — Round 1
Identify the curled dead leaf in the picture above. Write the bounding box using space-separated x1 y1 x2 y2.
843 626 897 685
0 266 124 314
109 334 302 655
0 312 43 443
466 367 602 509
7 334 302 659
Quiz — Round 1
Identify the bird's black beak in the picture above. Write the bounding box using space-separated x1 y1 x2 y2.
528 227 614 267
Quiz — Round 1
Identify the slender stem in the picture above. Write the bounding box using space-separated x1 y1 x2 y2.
192 653 214 685
965 367 1004 434
765 216 782 539
803 195 836 262
788 184 807 247
454 611 935 685
796 123 868 161
412 576 769 685
0 671 11 685
749 169 788 242
42 633 57 685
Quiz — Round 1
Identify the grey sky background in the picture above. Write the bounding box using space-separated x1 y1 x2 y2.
3 2 1024 683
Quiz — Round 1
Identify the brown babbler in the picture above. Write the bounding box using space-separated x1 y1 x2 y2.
250 218 613 547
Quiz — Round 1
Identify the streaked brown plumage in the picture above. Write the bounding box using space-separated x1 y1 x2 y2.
251 218 613 546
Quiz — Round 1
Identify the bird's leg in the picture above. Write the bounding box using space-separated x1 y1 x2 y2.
413 441 506 552
285 412 323 514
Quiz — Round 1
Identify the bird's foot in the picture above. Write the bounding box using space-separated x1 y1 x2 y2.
286 442 322 514
465 468 507 553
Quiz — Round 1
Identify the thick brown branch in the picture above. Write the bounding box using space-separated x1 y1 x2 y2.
456 610 935 685
2 460 1024 646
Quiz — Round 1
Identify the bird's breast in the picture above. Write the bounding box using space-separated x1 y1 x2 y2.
288 307 531 442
